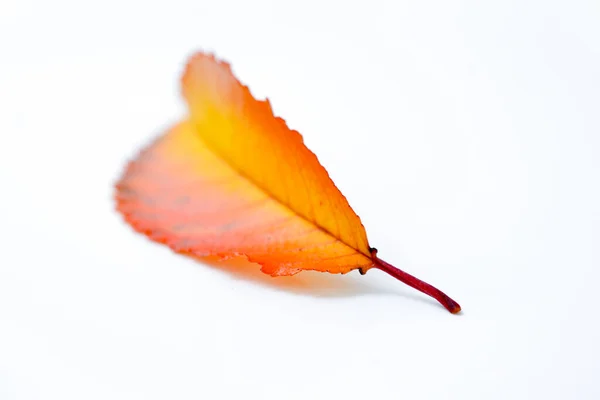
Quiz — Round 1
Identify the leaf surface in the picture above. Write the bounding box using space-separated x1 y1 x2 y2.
116 52 461 313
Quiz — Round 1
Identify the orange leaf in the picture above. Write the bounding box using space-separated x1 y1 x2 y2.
115 52 461 314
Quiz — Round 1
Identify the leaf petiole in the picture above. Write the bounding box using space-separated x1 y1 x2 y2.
370 248 462 314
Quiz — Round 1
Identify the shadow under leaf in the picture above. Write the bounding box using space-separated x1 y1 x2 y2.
187 254 436 309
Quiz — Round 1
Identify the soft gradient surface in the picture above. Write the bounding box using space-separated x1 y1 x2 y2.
3 1 600 398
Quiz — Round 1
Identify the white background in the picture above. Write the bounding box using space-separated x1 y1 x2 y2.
1 1 599 399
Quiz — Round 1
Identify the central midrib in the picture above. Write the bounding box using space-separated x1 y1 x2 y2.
188 119 372 264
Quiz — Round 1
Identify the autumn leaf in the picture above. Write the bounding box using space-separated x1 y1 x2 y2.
115 52 461 314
